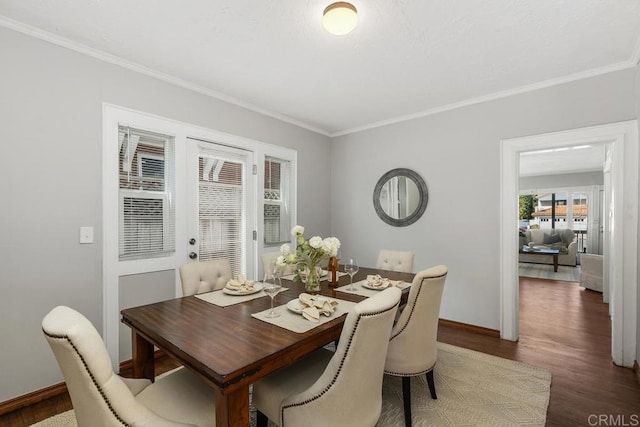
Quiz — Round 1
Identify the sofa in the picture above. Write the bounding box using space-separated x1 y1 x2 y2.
519 228 578 267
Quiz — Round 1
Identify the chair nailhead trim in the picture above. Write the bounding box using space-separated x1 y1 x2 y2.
280 301 399 426
43 329 130 427
390 272 447 341
390 278 425 340
385 365 436 377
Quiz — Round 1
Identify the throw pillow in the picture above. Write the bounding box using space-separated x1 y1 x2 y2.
543 233 562 244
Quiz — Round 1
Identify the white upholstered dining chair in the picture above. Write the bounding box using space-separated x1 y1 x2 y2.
384 265 448 427
253 287 402 427
376 249 415 273
179 259 232 296
261 251 295 280
42 305 216 426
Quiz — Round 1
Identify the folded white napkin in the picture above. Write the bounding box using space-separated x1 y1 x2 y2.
366 274 402 289
298 293 338 323
225 274 256 293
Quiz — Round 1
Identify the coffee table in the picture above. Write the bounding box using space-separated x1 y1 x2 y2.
520 246 560 272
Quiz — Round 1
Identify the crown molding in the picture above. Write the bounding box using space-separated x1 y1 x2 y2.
331 60 637 137
0 15 331 137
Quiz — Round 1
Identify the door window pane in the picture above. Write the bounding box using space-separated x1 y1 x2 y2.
198 150 246 276
573 192 589 252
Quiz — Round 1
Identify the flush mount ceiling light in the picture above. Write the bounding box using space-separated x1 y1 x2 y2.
322 2 358 36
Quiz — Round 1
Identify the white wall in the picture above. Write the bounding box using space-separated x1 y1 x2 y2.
0 26 331 401
330 68 637 331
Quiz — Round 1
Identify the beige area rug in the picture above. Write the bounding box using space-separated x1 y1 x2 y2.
31 343 551 427
519 262 581 282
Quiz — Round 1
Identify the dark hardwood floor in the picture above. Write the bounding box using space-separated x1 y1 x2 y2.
440 277 640 426
3 276 639 426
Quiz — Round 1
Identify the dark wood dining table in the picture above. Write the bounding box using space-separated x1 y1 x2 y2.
120 267 414 427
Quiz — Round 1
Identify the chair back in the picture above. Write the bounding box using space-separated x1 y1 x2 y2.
179 259 232 296
376 249 415 273
42 306 157 426
385 265 447 376
281 287 401 426
261 251 295 280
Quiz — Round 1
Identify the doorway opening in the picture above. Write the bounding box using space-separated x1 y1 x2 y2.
500 121 638 367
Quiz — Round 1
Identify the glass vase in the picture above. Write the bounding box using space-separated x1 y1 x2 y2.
304 266 321 294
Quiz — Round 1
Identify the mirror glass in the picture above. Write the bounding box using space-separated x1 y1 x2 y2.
373 168 428 227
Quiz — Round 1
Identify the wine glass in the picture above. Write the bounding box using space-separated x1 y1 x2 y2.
263 272 282 318
264 258 278 283
344 258 359 291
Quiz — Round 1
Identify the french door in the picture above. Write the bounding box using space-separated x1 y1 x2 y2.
186 138 255 278
104 105 294 366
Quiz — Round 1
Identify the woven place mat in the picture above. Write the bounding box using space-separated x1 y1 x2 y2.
252 297 357 333
195 287 289 307
335 280 411 298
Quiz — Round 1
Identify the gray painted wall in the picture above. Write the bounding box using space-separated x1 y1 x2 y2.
519 171 604 190
0 26 331 401
118 271 176 361
330 68 637 331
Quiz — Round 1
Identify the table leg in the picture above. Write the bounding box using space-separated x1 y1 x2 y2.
553 254 559 272
214 385 250 427
131 331 154 381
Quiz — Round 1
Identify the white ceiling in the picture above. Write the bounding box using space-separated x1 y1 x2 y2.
519 144 605 177
1 1 639 136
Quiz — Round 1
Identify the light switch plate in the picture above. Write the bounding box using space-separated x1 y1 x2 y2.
80 226 94 244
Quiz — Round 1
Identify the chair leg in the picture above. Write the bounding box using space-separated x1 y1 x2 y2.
256 410 269 427
401 376 412 427
426 370 437 399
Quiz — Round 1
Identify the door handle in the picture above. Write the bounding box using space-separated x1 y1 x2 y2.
189 252 198 260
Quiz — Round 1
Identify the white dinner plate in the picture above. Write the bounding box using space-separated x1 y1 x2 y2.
286 296 335 314
361 281 408 290
286 299 306 314
222 282 263 296
361 281 386 291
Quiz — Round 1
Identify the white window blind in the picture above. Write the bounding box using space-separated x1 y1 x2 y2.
197 147 246 276
118 126 175 260
264 156 291 246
